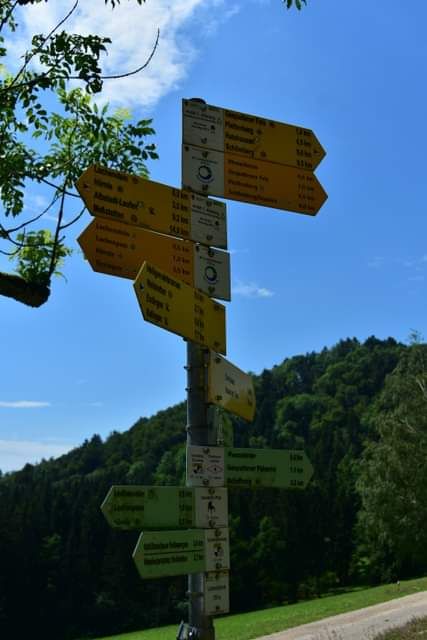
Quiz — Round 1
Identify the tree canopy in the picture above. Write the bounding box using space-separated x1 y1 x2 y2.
1 336 419 639
0 0 158 307
356 341 427 581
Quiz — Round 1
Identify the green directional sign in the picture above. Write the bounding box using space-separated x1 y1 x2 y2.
225 447 313 489
187 445 313 489
101 485 228 530
133 528 230 579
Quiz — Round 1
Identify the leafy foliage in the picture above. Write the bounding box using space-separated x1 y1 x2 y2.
10 229 72 285
0 0 157 305
284 0 307 9
355 343 427 582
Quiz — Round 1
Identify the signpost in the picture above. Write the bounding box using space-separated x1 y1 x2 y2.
133 528 230 579
183 99 326 171
182 144 327 215
101 485 228 530
76 164 228 249
207 352 255 422
77 97 323 640
134 261 227 354
78 217 231 301
187 445 313 490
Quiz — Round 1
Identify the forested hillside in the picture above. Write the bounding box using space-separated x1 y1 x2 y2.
1 336 426 640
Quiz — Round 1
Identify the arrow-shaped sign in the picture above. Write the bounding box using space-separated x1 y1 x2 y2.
182 99 326 171
101 485 228 530
187 446 314 489
78 218 231 301
182 144 327 215
134 261 227 354
76 164 228 249
207 352 255 422
133 528 230 579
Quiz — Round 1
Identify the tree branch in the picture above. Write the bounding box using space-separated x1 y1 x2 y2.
1 192 59 234
70 28 160 81
0 1 18 34
0 270 50 307
7 0 79 91
59 205 85 231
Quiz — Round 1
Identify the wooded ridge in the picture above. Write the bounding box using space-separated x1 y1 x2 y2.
1 335 426 640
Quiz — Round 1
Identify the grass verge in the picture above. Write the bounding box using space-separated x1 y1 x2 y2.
93 575 427 640
375 616 427 639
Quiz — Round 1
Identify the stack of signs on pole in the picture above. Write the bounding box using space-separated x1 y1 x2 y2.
76 98 323 634
181 100 327 216
77 165 228 248
76 164 232 346
101 483 230 612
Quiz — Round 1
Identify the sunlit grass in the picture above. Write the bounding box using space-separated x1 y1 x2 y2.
93 576 427 640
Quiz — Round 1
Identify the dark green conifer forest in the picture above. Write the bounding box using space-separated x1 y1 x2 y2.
1 336 426 639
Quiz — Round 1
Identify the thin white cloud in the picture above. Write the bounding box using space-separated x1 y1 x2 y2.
0 400 51 408
200 3 240 36
397 255 427 269
408 275 425 283
369 255 427 271
11 0 238 108
368 256 385 269
0 439 75 473
233 280 274 298
24 193 49 214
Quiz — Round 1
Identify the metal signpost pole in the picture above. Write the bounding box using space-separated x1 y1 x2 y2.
184 96 215 640
186 341 215 640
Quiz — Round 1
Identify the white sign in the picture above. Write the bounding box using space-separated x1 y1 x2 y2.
205 528 230 572
194 244 231 301
194 488 228 529
190 193 227 249
182 144 225 197
204 571 230 615
183 101 224 150
187 445 225 487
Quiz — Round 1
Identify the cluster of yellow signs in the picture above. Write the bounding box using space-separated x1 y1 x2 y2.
76 100 327 423
77 101 325 622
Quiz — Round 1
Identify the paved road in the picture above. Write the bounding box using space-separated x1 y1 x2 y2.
254 592 427 640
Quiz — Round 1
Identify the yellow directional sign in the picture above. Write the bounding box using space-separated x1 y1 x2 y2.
208 353 255 422
134 262 226 354
78 218 231 301
76 165 227 249
182 145 327 215
101 485 228 530
133 528 230 579
182 99 326 171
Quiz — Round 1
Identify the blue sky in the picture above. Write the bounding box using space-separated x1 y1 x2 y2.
1 0 426 472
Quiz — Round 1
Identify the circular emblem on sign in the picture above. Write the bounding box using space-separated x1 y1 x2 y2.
204 265 218 284
197 164 213 183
